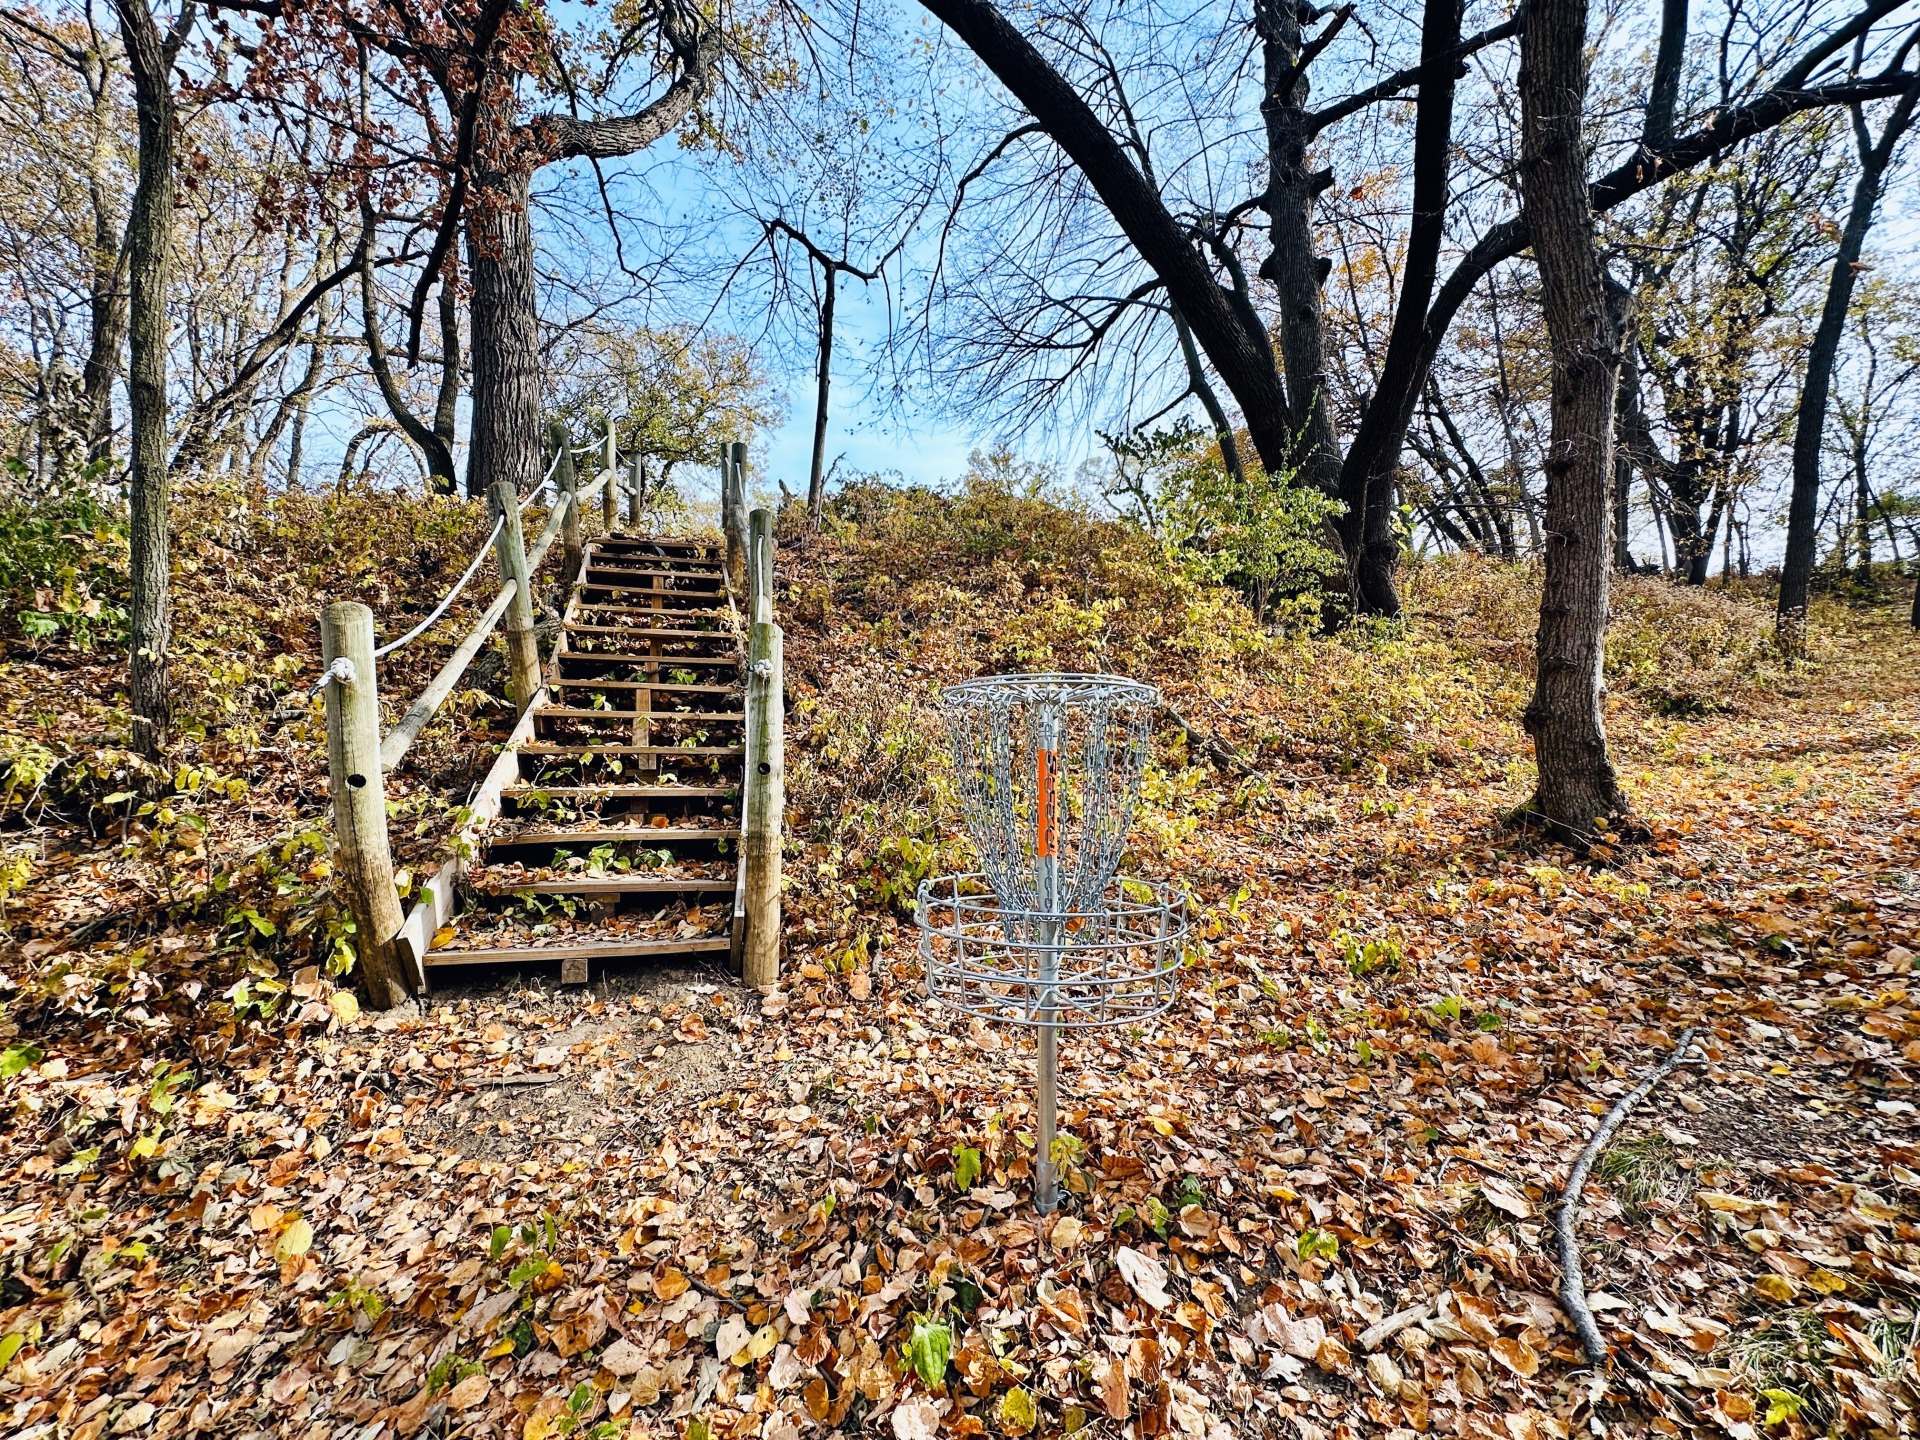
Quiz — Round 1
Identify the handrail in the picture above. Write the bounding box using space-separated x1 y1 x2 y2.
378 470 615 770
373 513 505 660
379 580 517 772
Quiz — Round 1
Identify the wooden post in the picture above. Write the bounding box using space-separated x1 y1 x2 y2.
320 602 415 1009
490 482 543 712
549 419 583 577
742 504 781 984
722 441 749 596
741 616 784 987
601 414 617 531
748 506 775 624
627 454 644 526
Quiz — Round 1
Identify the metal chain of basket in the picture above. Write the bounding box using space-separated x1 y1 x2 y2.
917 672 1186 1214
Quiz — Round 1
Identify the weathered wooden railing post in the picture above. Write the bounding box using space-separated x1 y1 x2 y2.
741 505 783 986
626 453 644 526
722 441 749 597
320 602 415 1009
549 419 584 577
601 414 617 531
489 482 543 712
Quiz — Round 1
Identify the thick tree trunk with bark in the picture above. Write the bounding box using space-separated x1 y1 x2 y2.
1517 0 1633 842
1777 81 1920 647
113 0 177 757
1253 0 1341 502
465 101 541 500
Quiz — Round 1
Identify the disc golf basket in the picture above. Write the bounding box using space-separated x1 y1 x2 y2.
916 673 1187 1214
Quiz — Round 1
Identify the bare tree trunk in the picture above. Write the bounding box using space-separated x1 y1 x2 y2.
806 268 836 524
112 0 181 758
433 264 462 471
1331 0 1463 619
1254 0 1342 509
82 56 128 464
361 228 459 493
466 100 540 500
1778 80 1920 646
284 322 326 489
1517 0 1634 842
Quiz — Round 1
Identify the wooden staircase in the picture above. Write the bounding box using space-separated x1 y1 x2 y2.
419 534 749 984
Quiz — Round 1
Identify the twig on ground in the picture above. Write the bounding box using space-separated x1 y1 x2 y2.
1554 1025 1702 1367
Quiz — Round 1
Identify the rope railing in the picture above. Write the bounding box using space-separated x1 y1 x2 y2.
373 513 506 660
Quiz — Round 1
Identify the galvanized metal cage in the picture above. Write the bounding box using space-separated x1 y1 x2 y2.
917 872 1185 1028
916 671 1185 1213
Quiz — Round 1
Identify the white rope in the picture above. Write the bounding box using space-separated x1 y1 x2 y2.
519 478 554 511
372 513 506 660
306 655 356 700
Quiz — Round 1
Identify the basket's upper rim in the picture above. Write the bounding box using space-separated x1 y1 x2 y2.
937 671 1160 709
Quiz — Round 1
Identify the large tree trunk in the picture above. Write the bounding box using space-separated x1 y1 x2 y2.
1253 0 1341 505
112 0 177 758
465 100 541 500
1777 82 1920 647
1328 0 1463 619
806 267 836 524
1517 0 1633 842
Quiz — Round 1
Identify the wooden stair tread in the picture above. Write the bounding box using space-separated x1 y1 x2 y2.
470 875 736 896
520 743 744 757
424 935 733 967
585 566 723 581
494 825 741 844
563 624 734 640
558 650 739 666
536 707 745 722
553 679 737 694
504 783 734 799
576 604 732 618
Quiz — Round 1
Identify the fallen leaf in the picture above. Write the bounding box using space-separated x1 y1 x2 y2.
1113 1247 1171 1309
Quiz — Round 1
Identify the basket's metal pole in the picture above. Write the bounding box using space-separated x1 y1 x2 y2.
1034 700 1061 1215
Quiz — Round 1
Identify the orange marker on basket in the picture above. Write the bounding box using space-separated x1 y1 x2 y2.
1035 747 1056 859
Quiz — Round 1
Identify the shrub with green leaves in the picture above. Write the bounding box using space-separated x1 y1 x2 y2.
0 462 129 652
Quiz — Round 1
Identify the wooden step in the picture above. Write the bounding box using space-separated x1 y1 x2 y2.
504 783 734 800
595 539 719 553
558 649 739 667
470 874 736 896
582 585 727 601
493 825 740 846
536 708 743 724
520 743 745 758
564 622 733 637
575 604 732 619
585 567 723 583
423 935 733 969
554 679 737 696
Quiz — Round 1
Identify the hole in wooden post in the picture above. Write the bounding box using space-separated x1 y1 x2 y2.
758 762 771 775
348 773 368 789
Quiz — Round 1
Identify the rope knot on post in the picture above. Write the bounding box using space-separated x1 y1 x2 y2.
307 655 358 700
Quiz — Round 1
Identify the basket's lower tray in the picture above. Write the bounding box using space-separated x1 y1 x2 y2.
915 873 1186 1029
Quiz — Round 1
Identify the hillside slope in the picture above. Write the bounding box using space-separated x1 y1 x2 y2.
0 478 1916 1439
